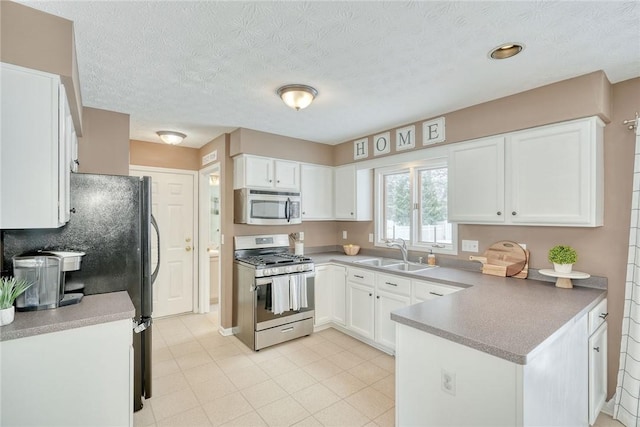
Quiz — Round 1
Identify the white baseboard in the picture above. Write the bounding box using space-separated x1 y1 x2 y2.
322 322 395 356
218 326 234 336
601 395 616 416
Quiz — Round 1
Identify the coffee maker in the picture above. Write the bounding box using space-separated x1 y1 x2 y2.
13 251 85 311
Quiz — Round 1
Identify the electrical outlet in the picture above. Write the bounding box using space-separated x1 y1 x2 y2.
461 240 479 253
441 369 456 396
342 230 348 239
299 232 304 241
369 233 374 243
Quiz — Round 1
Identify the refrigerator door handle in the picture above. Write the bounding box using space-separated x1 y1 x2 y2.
150 214 160 285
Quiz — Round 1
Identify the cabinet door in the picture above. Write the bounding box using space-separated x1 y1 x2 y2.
334 165 356 219
347 281 374 340
332 265 347 326
1 64 62 229
244 156 274 188
314 265 332 326
375 289 410 350
448 137 505 223
588 322 607 425
274 160 300 190
507 119 601 226
412 280 461 304
59 85 72 224
301 164 334 220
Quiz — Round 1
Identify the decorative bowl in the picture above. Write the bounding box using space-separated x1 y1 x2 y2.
343 244 360 256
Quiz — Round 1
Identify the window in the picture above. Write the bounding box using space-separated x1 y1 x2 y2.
375 159 456 254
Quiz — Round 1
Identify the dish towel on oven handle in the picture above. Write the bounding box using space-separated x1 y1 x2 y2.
290 273 308 311
271 276 290 315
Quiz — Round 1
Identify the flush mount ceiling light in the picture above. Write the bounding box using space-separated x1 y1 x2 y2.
277 84 318 111
489 43 524 60
157 130 186 145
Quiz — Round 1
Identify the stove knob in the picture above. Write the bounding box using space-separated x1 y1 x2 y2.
263 269 271 276
285 266 293 273
297 265 305 272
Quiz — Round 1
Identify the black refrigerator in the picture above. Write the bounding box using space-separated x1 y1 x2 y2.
1 173 159 412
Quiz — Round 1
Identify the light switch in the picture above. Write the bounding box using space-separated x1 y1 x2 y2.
342 230 348 239
462 240 479 253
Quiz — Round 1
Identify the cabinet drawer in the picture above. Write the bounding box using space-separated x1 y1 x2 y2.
376 273 411 296
346 268 375 286
413 280 460 301
588 298 608 335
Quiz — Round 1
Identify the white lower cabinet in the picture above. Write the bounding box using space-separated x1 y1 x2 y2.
375 289 410 349
0 319 133 427
588 298 608 425
314 264 346 327
412 279 461 304
347 281 375 340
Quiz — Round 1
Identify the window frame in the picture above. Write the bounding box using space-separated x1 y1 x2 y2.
374 157 458 255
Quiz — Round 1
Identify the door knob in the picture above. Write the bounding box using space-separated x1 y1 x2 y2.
185 246 192 252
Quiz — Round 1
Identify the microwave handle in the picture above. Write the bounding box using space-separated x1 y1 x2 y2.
286 197 291 223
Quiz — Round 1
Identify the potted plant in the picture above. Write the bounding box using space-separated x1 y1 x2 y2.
548 245 578 273
0 277 32 326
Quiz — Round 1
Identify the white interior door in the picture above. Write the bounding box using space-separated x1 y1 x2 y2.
131 167 196 317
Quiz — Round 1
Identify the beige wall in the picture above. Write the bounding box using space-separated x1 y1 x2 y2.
230 128 334 166
334 71 612 166
130 140 200 171
336 76 640 398
78 107 130 175
1 0 83 134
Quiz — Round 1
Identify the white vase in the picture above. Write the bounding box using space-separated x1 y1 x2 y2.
553 263 573 274
0 306 15 326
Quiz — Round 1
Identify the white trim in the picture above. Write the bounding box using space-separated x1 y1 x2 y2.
198 163 222 321
218 326 234 337
601 395 615 416
129 165 200 314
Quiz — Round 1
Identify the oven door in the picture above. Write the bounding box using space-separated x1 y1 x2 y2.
255 272 314 331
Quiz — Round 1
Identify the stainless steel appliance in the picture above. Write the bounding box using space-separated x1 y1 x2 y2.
234 188 301 225
233 234 314 350
13 250 85 310
1 173 159 412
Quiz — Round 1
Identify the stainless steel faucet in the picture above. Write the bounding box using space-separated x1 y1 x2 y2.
386 238 408 263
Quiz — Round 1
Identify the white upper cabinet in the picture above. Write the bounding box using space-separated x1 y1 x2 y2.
1 63 73 229
334 164 372 221
301 164 334 220
234 154 300 190
448 136 506 223
448 117 604 227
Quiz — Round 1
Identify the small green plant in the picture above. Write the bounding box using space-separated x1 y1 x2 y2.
548 245 578 265
0 277 32 310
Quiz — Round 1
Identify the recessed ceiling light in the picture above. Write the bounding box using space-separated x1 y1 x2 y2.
489 43 524 60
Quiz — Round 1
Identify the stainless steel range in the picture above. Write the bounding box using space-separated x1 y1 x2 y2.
233 234 315 351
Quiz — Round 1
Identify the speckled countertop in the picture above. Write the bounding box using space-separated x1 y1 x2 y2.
0 291 135 342
309 251 606 365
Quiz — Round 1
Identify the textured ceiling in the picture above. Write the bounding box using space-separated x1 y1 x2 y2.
19 1 640 148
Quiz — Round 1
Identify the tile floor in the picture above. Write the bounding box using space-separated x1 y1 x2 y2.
135 311 395 427
137 310 625 427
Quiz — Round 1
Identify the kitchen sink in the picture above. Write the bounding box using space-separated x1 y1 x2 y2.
383 262 436 272
355 258 403 267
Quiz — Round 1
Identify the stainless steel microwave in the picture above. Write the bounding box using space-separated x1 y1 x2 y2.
234 189 301 225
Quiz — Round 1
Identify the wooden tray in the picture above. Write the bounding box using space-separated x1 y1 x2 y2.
469 241 527 277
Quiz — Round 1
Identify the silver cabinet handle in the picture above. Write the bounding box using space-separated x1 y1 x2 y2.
429 291 444 297
512 211 517 216
599 313 609 320
594 346 600 352
385 282 398 287
354 274 364 279
497 211 502 216
369 293 372 297
281 327 294 333
376 295 380 299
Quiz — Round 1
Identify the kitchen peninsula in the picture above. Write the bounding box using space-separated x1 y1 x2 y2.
310 252 607 426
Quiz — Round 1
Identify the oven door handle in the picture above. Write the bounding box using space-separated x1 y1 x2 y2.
255 271 315 286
